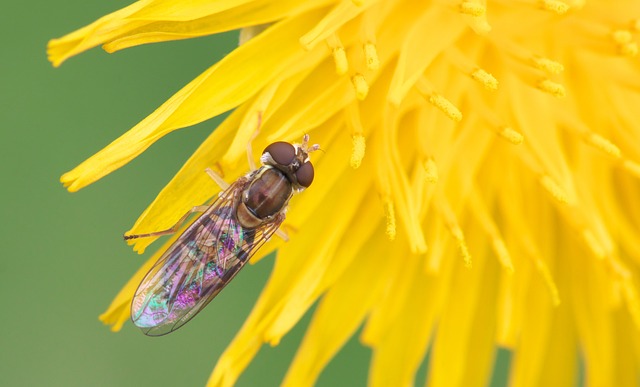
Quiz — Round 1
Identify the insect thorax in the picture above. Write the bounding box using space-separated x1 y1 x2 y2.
237 166 292 228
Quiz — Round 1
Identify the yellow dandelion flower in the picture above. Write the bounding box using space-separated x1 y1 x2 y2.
50 0 640 386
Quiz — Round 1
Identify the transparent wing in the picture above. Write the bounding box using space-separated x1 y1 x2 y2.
130 177 285 336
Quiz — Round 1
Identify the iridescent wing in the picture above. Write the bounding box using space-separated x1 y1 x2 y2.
131 176 285 336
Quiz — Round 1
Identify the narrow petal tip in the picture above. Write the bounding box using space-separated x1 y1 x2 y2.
60 171 81 192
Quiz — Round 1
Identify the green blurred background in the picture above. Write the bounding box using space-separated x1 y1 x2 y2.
2 1 511 386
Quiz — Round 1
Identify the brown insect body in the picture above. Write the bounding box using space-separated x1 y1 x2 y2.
236 139 316 229
237 167 292 229
129 136 318 336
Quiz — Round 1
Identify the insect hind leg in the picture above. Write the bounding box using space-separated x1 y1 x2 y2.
275 229 289 242
124 205 209 240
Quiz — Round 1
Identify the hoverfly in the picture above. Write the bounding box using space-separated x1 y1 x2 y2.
125 135 319 336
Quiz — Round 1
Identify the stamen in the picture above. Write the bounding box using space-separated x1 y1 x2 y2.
496 275 515 345
539 0 570 14
470 69 499 90
612 30 638 57
569 0 585 8
423 158 438 183
351 74 369 100
451 226 472 268
477 108 523 145
521 238 561 305
469 18 492 34
492 239 515 273
351 135 366 168
532 57 565 74
456 2 491 33
363 42 380 70
612 29 633 44
459 2 486 17
429 94 463 122
622 280 640 329
612 280 624 308
539 175 569 204
417 78 462 121
582 229 606 259
532 257 561 306
323 34 349 75
438 199 471 267
469 193 514 272
537 79 566 97
345 103 366 168
360 6 378 48
622 159 640 178
619 42 638 57
607 256 631 279
498 127 524 145
383 198 397 240
491 35 565 79
333 47 349 75
445 49 496 89
584 133 622 158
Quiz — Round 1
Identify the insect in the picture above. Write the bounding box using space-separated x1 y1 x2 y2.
125 135 319 336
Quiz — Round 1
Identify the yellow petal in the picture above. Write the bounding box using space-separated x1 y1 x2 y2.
388 7 465 105
282 227 389 386
99 225 187 330
298 0 376 50
47 1 150 67
124 103 250 253
508 83 577 202
368 256 441 387
569 244 616 386
265 57 357 142
610 309 640 387
509 262 574 387
428 229 500 387
50 1 640 386
208 162 372 386
60 7 330 193
373 107 427 253
107 0 333 52
360 240 414 346
265 173 375 342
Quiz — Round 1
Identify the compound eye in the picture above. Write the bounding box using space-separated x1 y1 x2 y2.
263 142 295 165
295 162 314 187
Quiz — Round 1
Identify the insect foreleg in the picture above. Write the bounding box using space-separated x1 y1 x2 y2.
123 205 210 241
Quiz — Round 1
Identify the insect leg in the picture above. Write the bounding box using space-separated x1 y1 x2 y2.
275 229 289 242
205 168 230 190
124 205 209 240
